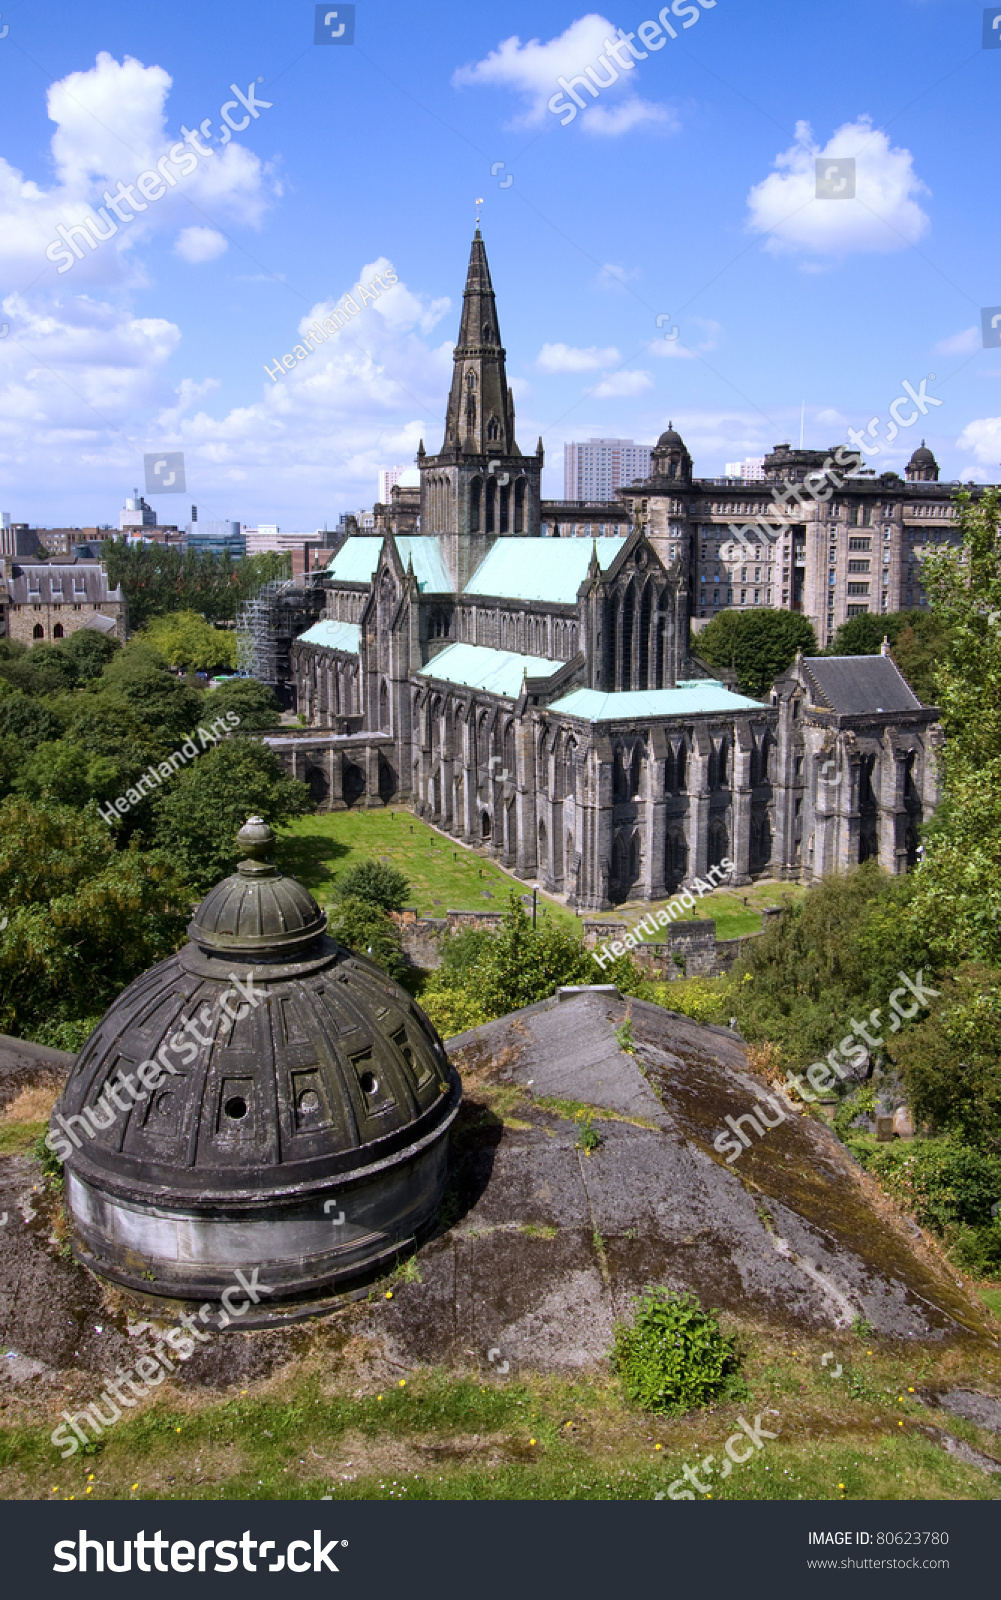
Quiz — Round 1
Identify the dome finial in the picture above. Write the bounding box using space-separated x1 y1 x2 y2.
237 815 275 869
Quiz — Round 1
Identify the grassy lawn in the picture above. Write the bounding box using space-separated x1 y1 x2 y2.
277 809 579 928
5 1325 1000 1503
593 878 807 942
276 810 804 943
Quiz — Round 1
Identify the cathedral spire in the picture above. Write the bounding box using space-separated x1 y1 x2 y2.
441 230 518 458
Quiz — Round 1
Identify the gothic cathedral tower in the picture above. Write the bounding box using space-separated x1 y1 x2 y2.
420 229 543 587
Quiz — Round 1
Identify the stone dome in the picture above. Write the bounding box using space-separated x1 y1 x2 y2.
56 819 461 1303
656 421 684 449
908 441 936 466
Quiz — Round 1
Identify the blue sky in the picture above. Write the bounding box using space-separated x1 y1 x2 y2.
0 0 999 529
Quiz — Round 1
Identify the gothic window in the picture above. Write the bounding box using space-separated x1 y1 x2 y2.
469 477 481 533
482 322 492 343
499 479 510 533
486 417 499 441
638 582 652 689
514 476 525 533
708 819 729 868
379 679 390 731
485 475 496 534
538 819 548 872
621 584 635 690
466 394 477 434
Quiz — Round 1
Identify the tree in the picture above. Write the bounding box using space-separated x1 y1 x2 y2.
140 611 237 672
326 895 408 982
150 737 312 893
69 642 204 764
694 608 817 697
60 627 120 681
0 692 65 749
205 675 283 731
0 798 190 1041
332 859 411 912
101 538 291 627
903 489 1001 966
890 967 1001 1151
14 740 122 809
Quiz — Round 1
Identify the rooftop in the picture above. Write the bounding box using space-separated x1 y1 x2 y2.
297 618 360 654
395 535 451 593
548 680 764 722
325 537 384 584
801 654 923 715
464 536 625 604
418 642 564 698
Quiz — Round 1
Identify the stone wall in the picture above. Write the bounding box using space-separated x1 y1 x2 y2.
394 904 768 976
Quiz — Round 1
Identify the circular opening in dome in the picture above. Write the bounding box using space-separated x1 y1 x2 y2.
298 1090 320 1113
359 1072 378 1096
224 1096 248 1120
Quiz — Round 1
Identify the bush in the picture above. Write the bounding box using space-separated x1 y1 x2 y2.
333 859 411 913
694 608 817 697
326 895 408 983
611 1288 742 1415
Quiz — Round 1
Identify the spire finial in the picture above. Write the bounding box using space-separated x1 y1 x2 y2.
475 197 484 233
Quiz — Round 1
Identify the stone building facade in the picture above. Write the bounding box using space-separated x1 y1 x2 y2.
273 232 942 910
0 557 127 644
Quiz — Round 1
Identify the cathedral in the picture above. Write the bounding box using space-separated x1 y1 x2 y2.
269 231 942 911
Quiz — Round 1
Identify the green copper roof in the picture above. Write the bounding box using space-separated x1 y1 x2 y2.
298 619 360 653
418 643 563 698
464 536 625 603
548 680 764 722
325 537 383 583
394 536 451 593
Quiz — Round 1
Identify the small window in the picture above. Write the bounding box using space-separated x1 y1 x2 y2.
32 623 44 640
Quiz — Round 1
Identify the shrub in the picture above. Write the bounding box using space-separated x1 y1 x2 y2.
326 894 409 983
333 859 411 913
611 1288 742 1414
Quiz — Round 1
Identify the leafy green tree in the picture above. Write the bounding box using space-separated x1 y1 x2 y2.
205 675 283 731
0 692 65 749
100 537 291 627
61 627 120 680
151 737 312 893
69 642 204 764
326 895 408 982
903 489 1001 966
140 610 237 672
0 643 78 697
14 740 122 809
332 859 411 912
0 798 189 1040
890 966 1001 1150
694 608 817 696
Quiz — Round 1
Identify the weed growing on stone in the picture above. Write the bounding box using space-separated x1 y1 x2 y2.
612 1289 743 1416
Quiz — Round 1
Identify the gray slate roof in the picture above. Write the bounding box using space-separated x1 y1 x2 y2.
803 654 922 714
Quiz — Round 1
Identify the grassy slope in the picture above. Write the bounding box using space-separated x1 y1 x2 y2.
277 809 805 942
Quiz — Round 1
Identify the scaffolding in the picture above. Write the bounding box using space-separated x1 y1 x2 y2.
237 574 325 705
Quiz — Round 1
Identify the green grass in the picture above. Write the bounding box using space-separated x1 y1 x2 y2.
592 879 807 943
0 1119 47 1156
6 1350 1001 1503
978 1287 1001 1321
277 809 578 927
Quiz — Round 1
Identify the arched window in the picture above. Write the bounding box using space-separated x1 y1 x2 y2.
53 623 64 639
538 819 548 872
469 477 481 533
379 679 390 732
485 475 496 534
620 584 635 690
514 477 525 533
32 624 43 640
486 417 499 441
638 583 652 690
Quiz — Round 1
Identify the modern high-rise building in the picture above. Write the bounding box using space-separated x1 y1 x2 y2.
563 438 651 502
119 492 157 531
378 466 409 504
724 457 766 481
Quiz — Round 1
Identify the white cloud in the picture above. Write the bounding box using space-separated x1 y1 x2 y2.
174 226 228 263
452 14 673 135
746 118 930 261
587 369 653 398
592 261 641 292
0 52 274 288
934 326 980 357
536 341 620 372
0 257 459 523
582 97 678 136
956 415 1001 466
649 317 720 360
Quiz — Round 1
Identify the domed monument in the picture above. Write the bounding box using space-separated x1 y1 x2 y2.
54 819 460 1303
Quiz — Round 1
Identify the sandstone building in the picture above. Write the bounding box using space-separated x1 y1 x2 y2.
269 232 941 909
0 557 127 644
